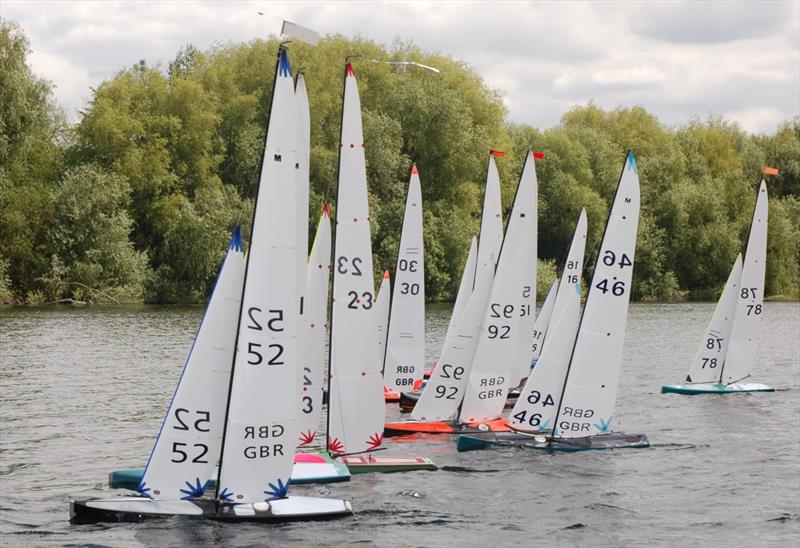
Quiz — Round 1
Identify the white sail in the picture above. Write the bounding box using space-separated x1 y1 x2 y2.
509 209 589 433
293 71 311 445
522 279 557 379
477 155 503 269
328 62 385 454
459 151 538 423
411 258 496 421
217 48 301 503
555 152 640 438
383 166 426 394
723 181 768 384
449 237 478 335
685 254 743 384
376 271 391 372
139 228 245 500
297 205 331 447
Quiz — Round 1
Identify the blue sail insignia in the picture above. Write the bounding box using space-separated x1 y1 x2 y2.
180 477 210 500
278 48 292 77
217 487 234 502
264 478 291 501
594 417 612 433
229 224 243 252
626 151 638 174
136 480 152 498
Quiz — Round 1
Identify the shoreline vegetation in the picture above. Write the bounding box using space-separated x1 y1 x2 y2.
2 21 799 306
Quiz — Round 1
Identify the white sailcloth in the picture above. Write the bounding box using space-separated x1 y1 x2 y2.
555 152 640 438
293 71 311 445
449 237 478 337
523 279 557 378
685 254 743 384
217 48 301 502
477 154 503 269
328 62 385 454
384 166 426 393
139 228 245 500
376 271 391 372
411 258 496 421
459 151 538 423
509 209 589 433
297 205 331 447
722 181 768 384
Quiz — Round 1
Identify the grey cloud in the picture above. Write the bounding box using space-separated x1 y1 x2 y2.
629 0 796 44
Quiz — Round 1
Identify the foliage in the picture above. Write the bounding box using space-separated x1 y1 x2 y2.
1 24 798 304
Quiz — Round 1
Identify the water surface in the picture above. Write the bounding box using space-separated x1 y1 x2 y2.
1 303 798 546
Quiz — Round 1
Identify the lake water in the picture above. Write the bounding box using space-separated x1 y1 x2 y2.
1 302 798 547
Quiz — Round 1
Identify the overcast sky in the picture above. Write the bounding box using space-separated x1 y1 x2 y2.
4 0 799 133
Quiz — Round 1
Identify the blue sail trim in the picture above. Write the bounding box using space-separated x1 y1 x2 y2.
136 480 152 498
218 487 234 502
264 478 291 501
180 477 210 500
278 48 292 77
626 152 638 174
229 224 243 252
594 417 612 433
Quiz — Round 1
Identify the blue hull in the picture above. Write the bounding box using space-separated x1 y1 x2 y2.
457 432 650 453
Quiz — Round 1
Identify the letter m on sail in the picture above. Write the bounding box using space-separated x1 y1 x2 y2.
624 197 632 203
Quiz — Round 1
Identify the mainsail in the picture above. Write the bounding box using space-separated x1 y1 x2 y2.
327 62 385 454
554 153 640 439
460 151 538 423
383 166 426 393
722 181 768 384
217 47 302 502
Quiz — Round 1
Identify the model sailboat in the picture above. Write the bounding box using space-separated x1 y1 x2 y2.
662 180 773 394
71 47 352 523
385 149 539 435
383 166 426 400
458 152 649 452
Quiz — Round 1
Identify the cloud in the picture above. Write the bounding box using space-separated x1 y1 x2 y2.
3 0 798 133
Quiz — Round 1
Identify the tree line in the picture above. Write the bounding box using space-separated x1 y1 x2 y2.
1 21 798 305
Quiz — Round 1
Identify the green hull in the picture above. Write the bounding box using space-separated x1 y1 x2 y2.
340 455 438 474
661 382 775 395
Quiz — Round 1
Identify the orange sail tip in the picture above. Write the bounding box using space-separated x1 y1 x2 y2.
321 202 330 216
533 151 545 159
762 166 779 176
383 270 390 280
411 164 419 175
489 149 505 158
345 62 355 77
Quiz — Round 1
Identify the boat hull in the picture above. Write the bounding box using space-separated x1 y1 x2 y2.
456 431 650 452
383 418 510 436
398 389 519 413
109 453 350 490
339 455 437 473
70 495 353 524
661 382 775 395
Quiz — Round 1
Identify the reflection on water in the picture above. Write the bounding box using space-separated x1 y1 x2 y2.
1 302 798 546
